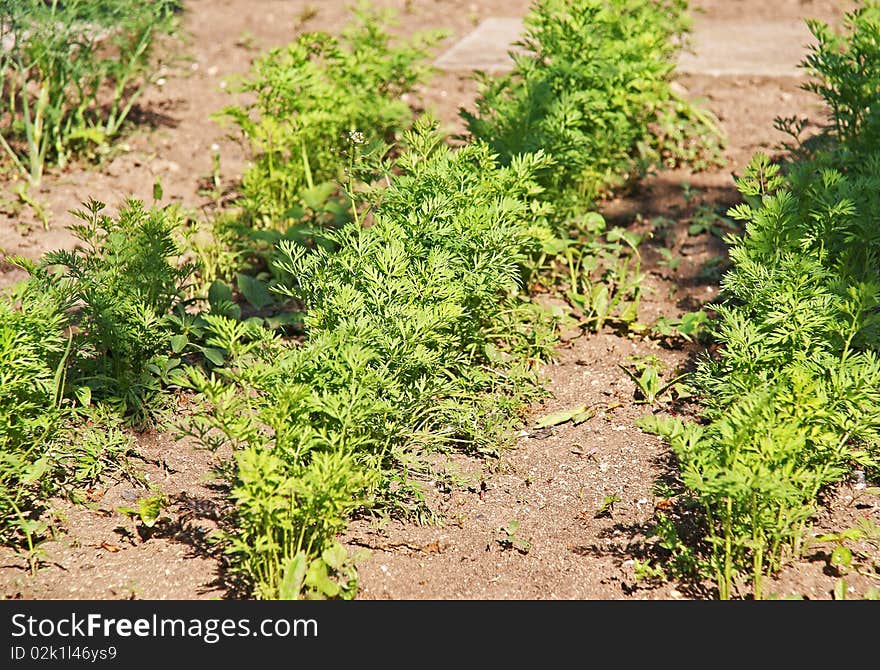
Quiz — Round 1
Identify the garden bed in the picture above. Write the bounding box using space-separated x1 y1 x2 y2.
1 0 877 601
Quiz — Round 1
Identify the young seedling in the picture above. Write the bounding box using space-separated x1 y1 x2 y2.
564 226 646 333
496 520 531 554
657 247 680 271
618 360 687 405
594 494 621 519
632 558 666 584
687 204 734 238
651 310 710 345
118 493 170 540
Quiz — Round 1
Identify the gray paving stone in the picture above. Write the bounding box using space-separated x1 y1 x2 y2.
435 16 816 77
434 17 525 72
676 19 814 77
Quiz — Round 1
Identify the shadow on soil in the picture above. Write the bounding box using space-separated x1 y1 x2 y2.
136 487 245 598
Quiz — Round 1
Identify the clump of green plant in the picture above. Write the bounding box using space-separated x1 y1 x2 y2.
54 406 134 496
0 0 179 186
545 215 647 332
801 2 880 157
220 4 442 229
651 309 711 345
496 520 531 554
13 199 194 423
462 0 724 220
182 120 560 598
0 289 69 556
175 210 245 288
226 448 370 600
642 4 880 599
632 558 666 584
641 370 877 600
0 284 138 569
618 356 687 405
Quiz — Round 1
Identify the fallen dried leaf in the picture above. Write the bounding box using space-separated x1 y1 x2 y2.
654 498 674 511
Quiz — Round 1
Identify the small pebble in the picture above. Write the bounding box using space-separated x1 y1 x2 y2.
854 469 866 490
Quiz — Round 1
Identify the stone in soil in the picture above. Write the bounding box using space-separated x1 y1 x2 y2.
434 17 525 72
434 16 815 77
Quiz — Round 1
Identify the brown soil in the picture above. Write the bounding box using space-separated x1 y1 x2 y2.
2 0 878 601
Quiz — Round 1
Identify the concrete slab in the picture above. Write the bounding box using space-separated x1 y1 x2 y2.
434 17 525 73
435 17 816 77
676 19 815 77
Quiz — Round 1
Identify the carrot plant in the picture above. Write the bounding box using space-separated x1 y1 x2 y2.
0 0 728 599
220 5 442 230
802 3 880 153
463 0 723 335
182 119 559 598
13 199 195 424
0 289 70 556
641 4 880 599
0 195 196 566
0 0 178 186
0 285 136 569
462 0 724 221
